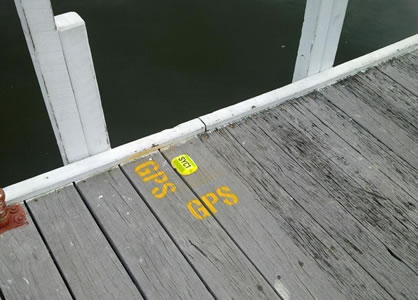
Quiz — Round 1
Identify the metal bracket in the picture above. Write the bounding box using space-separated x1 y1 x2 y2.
0 189 28 235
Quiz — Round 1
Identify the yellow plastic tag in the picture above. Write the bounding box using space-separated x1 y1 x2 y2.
171 154 198 176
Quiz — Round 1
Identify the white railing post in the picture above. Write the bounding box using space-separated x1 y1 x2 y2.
55 12 110 157
293 0 349 82
14 0 110 164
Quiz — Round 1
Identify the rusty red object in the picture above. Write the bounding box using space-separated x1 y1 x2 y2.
0 188 28 235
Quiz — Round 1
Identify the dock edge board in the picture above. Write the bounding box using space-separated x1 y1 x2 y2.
4 119 204 204
199 34 418 130
4 34 418 204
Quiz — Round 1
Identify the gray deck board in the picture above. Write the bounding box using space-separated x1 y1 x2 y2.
3 45 418 300
0 208 72 300
121 153 279 300
352 67 418 134
201 130 393 299
298 93 418 202
27 185 143 300
162 138 345 300
76 167 214 300
259 102 418 268
321 69 418 168
378 49 418 95
218 117 418 299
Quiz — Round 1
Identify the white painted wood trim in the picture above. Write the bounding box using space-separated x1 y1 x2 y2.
293 0 349 82
4 119 205 204
55 12 111 156
14 0 90 164
200 34 418 130
4 34 418 204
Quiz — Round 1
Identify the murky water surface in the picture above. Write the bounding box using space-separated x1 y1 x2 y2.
1 0 417 186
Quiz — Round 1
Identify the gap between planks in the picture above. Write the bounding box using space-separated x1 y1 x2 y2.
121 154 281 299
76 168 215 300
161 139 346 299
210 118 417 298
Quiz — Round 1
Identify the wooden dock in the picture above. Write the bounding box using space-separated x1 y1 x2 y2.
1 49 417 299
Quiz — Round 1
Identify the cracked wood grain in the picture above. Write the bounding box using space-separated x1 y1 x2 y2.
378 49 418 96
260 101 418 269
76 167 214 300
201 129 393 299
221 115 418 299
162 138 345 300
320 67 417 168
27 185 143 300
0 207 72 300
121 153 279 300
297 93 418 202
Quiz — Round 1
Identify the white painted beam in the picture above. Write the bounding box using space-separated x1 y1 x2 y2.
293 0 349 82
14 0 89 164
14 1 110 164
55 12 111 156
200 34 418 130
4 119 205 205
5 34 418 205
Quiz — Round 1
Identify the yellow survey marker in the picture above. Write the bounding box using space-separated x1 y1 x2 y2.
171 154 198 176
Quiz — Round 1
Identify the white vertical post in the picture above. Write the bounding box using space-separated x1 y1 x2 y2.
293 0 349 82
55 12 110 157
14 0 110 164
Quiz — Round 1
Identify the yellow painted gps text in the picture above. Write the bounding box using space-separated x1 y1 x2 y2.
135 160 177 199
216 186 239 206
187 200 211 220
152 183 176 199
187 186 239 220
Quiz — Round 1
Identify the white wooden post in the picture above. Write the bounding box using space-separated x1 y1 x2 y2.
14 0 110 164
293 0 349 82
55 12 110 157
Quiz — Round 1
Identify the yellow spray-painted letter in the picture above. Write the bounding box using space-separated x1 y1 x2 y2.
216 186 239 206
135 161 159 177
187 200 211 220
152 182 176 199
143 171 168 183
201 192 218 214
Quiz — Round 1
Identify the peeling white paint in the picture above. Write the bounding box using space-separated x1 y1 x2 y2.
274 280 290 300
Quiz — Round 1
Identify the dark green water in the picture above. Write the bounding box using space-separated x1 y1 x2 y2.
1 0 417 187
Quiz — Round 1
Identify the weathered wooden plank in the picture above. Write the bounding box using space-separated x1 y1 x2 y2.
76 168 214 300
121 153 280 300
201 129 393 299
298 93 418 202
378 50 418 95
222 118 418 299
255 104 418 269
0 208 72 300
352 67 418 134
162 138 344 299
27 185 143 300
321 74 418 168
